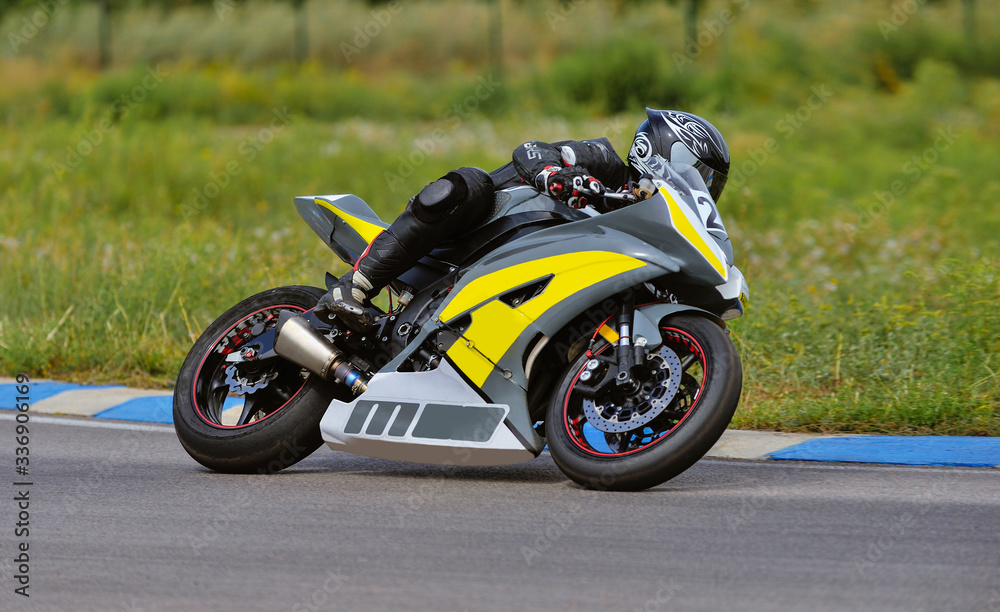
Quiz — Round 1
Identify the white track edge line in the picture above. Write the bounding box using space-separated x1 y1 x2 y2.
0 412 174 432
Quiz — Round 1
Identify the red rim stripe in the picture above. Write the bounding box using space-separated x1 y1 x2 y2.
191 304 311 430
563 326 707 457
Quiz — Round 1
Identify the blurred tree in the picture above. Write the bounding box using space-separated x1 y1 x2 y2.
683 0 702 54
665 0 702 59
0 0 36 19
98 0 111 69
489 0 502 81
962 0 977 60
292 0 308 63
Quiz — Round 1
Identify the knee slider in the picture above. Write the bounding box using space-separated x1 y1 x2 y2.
414 177 463 221
412 167 494 224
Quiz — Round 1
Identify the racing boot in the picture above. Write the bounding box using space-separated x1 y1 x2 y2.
314 269 376 332
315 168 494 332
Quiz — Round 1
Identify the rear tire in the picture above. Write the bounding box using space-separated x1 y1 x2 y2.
546 314 742 491
173 286 339 473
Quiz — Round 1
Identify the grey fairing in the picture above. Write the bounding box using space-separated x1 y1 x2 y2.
474 196 722 287
376 207 714 449
478 293 724 448
378 197 695 370
293 195 387 264
662 162 733 264
368 232 666 451
319 359 537 466
307 181 732 453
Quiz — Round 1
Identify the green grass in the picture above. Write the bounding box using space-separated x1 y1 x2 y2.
0 0 998 434
2 98 997 434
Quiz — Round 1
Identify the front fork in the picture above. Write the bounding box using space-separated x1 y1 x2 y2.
614 293 647 393
577 294 648 398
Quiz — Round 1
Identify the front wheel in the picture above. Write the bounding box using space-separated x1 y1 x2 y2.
546 314 742 491
173 285 340 473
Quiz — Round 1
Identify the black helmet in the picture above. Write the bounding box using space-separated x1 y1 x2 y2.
627 108 730 202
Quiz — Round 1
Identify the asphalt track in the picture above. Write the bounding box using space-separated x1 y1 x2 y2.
1 415 998 612
5 379 1000 467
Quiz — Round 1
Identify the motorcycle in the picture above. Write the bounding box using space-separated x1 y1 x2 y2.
173 161 749 491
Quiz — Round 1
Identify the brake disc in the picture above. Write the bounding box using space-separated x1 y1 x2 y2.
582 345 683 434
224 364 276 395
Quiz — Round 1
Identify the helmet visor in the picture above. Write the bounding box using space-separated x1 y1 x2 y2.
701 165 727 202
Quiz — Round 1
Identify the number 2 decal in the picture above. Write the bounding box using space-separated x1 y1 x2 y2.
693 191 726 233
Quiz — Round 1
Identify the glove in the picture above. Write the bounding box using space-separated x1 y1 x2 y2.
536 165 605 209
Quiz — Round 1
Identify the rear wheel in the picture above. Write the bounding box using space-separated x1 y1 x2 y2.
546 314 742 491
173 286 339 473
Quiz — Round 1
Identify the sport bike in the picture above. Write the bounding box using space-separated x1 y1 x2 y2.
173 162 750 491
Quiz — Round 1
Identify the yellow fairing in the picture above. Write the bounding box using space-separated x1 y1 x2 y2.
659 188 728 282
444 251 645 386
314 197 386 245
446 301 535 386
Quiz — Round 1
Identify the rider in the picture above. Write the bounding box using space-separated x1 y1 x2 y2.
315 108 731 331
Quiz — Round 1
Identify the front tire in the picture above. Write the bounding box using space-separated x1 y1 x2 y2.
546 314 742 491
173 285 338 473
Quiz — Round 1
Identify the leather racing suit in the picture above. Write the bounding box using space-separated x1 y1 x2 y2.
315 137 632 329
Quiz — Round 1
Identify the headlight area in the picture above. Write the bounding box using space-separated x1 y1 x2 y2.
716 266 749 320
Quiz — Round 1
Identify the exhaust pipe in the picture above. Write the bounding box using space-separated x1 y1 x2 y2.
273 313 368 394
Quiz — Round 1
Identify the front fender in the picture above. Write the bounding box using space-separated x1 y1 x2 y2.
634 303 725 350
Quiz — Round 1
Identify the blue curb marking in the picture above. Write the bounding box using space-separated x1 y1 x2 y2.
0 382 123 409
4 381 998 467
93 395 245 425
95 396 175 424
769 436 1000 467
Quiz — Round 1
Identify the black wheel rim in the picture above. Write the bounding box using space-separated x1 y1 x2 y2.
191 304 311 429
562 326 708 457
